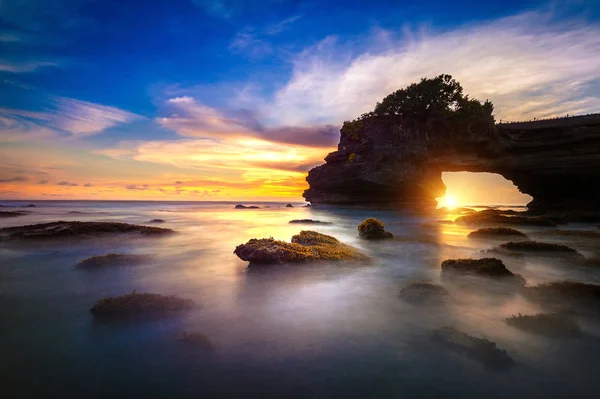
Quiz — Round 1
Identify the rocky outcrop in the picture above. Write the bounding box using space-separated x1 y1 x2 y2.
304 114 600 211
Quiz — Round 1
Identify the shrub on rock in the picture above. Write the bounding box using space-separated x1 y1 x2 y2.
358 218 393 240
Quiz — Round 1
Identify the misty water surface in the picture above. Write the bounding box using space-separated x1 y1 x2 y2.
1 201 600 398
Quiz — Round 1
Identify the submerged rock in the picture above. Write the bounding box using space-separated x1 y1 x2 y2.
0 221 174 241
285 204 294 208
467 227 528 239
533 229 600 238
234 230 367 265
289 219 333 225
90 290 194 320
235 204 260 209
358 218 393 240
176 331 214 350
76 253 152 269
441 258 516 278
399 282 449 304
148 219 165 223
524 281 600 306
431 326 514 370
505 313 582 338
0 211 27 218
21 204 36 208
495 241 582 257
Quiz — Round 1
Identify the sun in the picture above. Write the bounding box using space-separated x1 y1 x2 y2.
439 194 459 209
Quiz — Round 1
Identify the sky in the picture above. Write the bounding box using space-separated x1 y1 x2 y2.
1 0 599 203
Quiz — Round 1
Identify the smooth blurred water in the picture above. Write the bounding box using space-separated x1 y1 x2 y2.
1 201 600 398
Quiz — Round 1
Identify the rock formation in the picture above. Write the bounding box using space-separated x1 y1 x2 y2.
304 114 600 211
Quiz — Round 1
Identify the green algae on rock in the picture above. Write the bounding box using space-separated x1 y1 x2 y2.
358 218 393 240
505 313 582 338
431 326 514 370
90 290 194 320
234 230 367 265
0 221 174 241
76 253 152 269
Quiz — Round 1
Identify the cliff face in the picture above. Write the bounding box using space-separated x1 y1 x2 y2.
303 114 600 211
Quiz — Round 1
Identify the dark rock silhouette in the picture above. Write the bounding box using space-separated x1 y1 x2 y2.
285 204 294 208
76 253 152 269
399 282 449 304
441 258 524 285
235 204 260 209
289 219 333 225
0 221 174 241
0 211 27 218
90 290 193 320
468 227 528 239
149 219 165 223
506 313 582 338
494 241 582 257
21 204 36 208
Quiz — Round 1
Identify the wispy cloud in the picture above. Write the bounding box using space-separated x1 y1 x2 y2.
0 59 58 73
0 176 27 183
261 12 600 123
57 181 78 186
229 15 302 59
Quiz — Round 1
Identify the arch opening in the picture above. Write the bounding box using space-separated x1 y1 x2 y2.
436 172 533 209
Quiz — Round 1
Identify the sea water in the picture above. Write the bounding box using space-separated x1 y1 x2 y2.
1 200 600 398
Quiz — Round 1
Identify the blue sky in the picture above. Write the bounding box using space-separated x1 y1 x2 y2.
1 0 599 201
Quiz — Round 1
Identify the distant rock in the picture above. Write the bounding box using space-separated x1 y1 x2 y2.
358 218 393 240
90 290 194 320
149 219 165 223
289 219 333 225
234 230 367 265
533 229 600 238
523 281 600 314
431 326 514 370
285 204 294 208
505 313 582 338
399 282 449 304
235 204 260 209
467 227 528 239
441 258 523 284
0 211 27 218
176 332 214 350
455 210 556 227
0 221 174 241
303 203 311 207
21 204 36 208
76 253 152 269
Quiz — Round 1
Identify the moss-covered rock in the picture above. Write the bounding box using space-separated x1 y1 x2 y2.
234 231 367 265
399 282 449 304
90 290 194 320
431 326 514 370
0 221 174 241
358 218 393 240
76 253 152 269
505 313 581 338
467 227 528 239
496 241 582 257
289 219 333 225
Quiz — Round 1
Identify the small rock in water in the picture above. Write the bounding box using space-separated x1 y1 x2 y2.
76 253 152 269
149 219 165 223
0 211 27 218
90 290 194 320
468 227 528 239
494 241 582 258
431 326 515 370
21 204 36 208
399 282 449 304
289 219 333 225
176 332 214 350
235 204 260 209
285 204 294 208
505 313 582 338
358 218 393 240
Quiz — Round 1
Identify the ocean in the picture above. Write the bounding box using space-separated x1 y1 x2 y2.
1 200 600 398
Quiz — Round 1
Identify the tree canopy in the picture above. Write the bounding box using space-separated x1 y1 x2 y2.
360 74 496 140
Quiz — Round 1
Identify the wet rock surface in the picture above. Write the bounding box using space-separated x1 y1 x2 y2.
431 326 515 370
0 221 174 241
234 230 367 265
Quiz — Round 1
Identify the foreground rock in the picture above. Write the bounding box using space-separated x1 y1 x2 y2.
234 230 367 265
494 241 582 257
467 227 528 239
399 282 449 304
358 218 393 240
235 204 260 209
506 313 581 338
0 221 174 241
0 211 27 218
76 253 152 269
431 326 514 370
289 219 333 225
455 210 556 227
90 290 194 320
